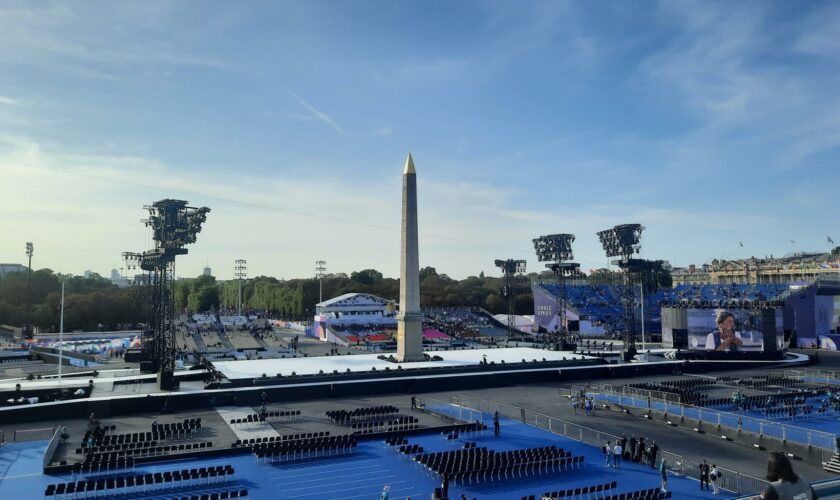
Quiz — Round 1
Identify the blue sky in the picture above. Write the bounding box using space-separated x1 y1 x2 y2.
0 0 838 280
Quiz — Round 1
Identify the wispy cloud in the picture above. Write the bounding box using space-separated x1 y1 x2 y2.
286 89 344 135
0 96 18 105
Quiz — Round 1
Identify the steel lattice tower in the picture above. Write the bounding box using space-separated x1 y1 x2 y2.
124 199 210 390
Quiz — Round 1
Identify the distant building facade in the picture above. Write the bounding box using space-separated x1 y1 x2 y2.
672 252 840 285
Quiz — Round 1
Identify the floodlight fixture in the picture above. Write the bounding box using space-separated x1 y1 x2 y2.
533 234 575 263
25 242 34 339
315 260 327 304
494 259 527 277
597 224 644 259
235 259 247 316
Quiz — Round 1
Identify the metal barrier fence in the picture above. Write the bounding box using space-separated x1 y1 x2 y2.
422 394 686 476
718 466 770 498
598 383 682 405
43 427 62 468
594 391 838 452
13 427 55 442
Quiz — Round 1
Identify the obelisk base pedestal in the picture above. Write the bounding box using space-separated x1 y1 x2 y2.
396 313 425 362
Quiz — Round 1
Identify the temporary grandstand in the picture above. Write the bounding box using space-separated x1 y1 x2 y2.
534 283 795 339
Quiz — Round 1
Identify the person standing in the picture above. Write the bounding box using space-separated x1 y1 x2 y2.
629 435 637 461
604 441 613 466
635 437 645 463
761 452 815 499
613 442 622 468
699 460 711 490
648 441 659 468
710 464 721 495
493 411 500 436
411 395 417 410
659 458 668 493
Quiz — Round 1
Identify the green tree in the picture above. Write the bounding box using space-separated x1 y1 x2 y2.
350 269 383 285
419 266 438 281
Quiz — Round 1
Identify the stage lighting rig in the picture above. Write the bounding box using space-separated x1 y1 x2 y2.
533 234 580 349
597 223 644 261
495 259 527 336
533 233 575 263
597 223 659 361
124 199 210 390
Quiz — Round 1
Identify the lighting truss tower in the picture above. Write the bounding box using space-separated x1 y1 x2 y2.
494 259 527 336
533 234 580 349
597 223 645 361
315 260 327 304
25 242 33 339
235 259 247 316
123 199 210 390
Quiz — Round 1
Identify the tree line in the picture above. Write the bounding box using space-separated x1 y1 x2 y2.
1 265 672 332
0 269 145 333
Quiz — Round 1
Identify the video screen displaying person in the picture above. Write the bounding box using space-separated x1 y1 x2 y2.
687 308 783 352
705 311 743 351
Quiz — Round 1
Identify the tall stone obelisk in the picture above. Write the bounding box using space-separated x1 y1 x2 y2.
397 153 425 362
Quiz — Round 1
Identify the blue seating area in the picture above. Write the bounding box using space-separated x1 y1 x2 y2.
2 414 724 500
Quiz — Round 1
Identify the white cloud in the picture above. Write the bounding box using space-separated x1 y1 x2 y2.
0 96 18 105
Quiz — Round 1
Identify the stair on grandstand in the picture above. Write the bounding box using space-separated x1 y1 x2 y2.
192 331 208 352
823 453 840 474
219 331 237 352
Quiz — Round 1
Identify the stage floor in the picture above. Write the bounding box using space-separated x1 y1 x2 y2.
212 347 593 380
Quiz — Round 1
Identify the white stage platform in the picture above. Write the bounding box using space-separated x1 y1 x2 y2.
212 347 593 380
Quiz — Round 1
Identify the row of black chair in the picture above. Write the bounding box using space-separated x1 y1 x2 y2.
252 435 357 463
71 457 134 477
450 455 584 484
398 444 424 455
47 465 234 498
326 405 399 424
231 431 328 448
78 440 158 455
83 442 213 464
169 489 249 500
169 489 248 500
229 410 300 427
384 437 409 447
350 415 418 429
83 430 155 447
353 423 420 435
415 446 573 478
152 418 203 438
539 480 618 499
